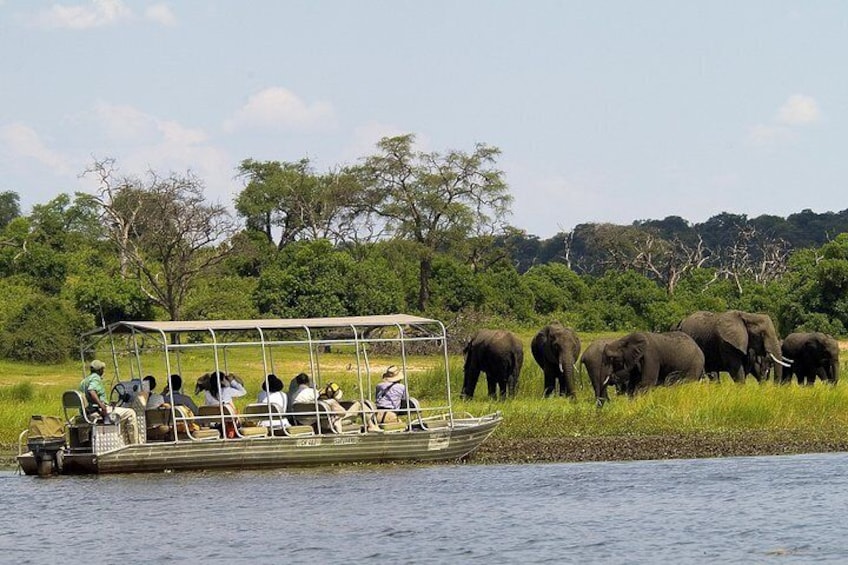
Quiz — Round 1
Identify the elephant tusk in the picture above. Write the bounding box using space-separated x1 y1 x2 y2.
602 376 610 386
769 353 792 367
782 356 793 363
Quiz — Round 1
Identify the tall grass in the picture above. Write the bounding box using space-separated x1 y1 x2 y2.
2 340 846 451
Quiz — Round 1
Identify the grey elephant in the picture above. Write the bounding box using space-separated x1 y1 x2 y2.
580 338 632 405
531 323 581 398
461 329 524 399
780 332 840 385
601 331 705 394
677 310 789 383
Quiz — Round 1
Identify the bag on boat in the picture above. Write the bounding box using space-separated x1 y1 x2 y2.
28 415 64 440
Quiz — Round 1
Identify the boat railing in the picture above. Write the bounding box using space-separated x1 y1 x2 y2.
17 429 28 457
144 398 460 441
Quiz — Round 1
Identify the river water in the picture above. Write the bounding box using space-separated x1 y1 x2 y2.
3 452 847 563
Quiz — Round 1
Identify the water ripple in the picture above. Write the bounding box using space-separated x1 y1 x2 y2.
5 453 848 563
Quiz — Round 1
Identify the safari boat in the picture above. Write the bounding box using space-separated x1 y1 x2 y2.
17 315 501 476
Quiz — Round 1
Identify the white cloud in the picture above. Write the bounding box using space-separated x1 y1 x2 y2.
0 122 74 175
747 124 793 147
92 101 159 140
86 103 234 203
776 94 821 126
144 3 176 27
32 0 131 29
30 0 175 29
223 87 335 132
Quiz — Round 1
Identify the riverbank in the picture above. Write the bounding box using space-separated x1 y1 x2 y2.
470 430 848 464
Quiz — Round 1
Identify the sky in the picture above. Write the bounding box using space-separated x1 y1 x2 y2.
1 0 847 238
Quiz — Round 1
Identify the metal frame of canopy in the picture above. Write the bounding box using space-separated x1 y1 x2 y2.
79 314 455 438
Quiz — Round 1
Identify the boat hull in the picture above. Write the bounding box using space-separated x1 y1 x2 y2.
18 416 500 475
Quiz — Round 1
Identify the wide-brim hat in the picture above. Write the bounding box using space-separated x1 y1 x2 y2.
267 374 283 393
382 366 404 383
90 359 106 371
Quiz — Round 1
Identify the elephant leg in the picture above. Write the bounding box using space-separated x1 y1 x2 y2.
728 363 746 383
507 374 518 398
543 368 558 397
486 373 498 399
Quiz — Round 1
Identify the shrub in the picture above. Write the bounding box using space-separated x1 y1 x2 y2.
0 297 91 363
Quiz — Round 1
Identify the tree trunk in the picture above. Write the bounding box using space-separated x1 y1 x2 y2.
417 256 432 311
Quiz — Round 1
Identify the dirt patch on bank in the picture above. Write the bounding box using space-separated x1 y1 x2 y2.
469 431 848 464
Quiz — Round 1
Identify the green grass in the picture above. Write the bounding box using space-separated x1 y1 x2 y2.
3 337 847 452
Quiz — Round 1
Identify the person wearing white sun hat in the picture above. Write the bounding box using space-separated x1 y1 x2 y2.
374 365 408 424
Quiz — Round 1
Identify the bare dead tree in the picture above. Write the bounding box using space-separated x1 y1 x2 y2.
83 158 237 321
632 234 711 295
712 225 790 294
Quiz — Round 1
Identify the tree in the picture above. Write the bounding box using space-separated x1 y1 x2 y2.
254 240 403 318
0 191 21 230
355 134 512 310
82 158 237 321
236 158 367 248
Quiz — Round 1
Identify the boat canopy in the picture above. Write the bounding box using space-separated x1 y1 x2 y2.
83 314 444 338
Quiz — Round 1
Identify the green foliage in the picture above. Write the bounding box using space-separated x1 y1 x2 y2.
0 297 92 363
428 256 484 312
588 270 669 330
0 191 20 230
183 275 260 320
0 278 41 326
775 235 848 335
523 263 589 314
478 265 536 321
255 240 404 318
69 269 153 324
342 254 406 315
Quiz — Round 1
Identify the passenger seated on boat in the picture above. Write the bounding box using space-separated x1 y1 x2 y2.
161 374 199 415
375 365 408 424
255 374 290 429
202 371 247 406
195 371 245 402
79 359 140 444
319 382 380 433
143 375 165 410
290 373 316 405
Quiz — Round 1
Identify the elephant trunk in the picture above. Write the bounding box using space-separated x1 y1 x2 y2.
560 352 576 397
830 359 840 384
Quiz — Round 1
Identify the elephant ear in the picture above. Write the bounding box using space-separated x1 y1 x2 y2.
624 334 648 368
717 314 747 354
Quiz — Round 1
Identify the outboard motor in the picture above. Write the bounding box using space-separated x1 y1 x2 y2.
26 415 66 477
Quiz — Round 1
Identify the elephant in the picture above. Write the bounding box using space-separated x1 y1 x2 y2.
580 338 634 405
531 323 581 398
780 332 840 385
601 331 705 394
461 329 524 399
676 310 789 383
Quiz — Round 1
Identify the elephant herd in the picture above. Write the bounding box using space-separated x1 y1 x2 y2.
460 311 841 404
